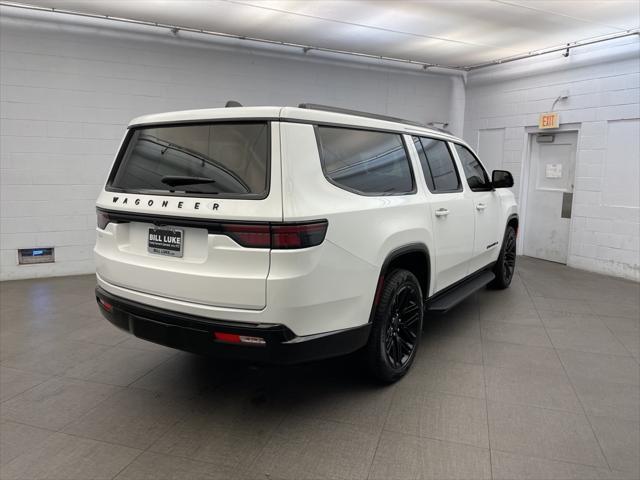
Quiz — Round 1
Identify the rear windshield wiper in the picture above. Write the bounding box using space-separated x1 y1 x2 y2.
160 176 217 187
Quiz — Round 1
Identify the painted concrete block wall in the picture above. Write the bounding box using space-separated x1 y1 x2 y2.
0 9 460 280
464 36 640 281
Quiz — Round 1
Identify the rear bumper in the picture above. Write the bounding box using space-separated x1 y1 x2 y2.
95 287 370 364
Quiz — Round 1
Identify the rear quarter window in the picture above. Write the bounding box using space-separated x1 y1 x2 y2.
316 126 415 195
108 122 269 198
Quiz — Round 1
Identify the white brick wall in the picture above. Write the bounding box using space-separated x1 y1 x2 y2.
0 8 461 280
464 36 640 281
2 8 638 283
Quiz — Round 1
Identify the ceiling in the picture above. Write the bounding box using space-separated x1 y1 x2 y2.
12 0 640 68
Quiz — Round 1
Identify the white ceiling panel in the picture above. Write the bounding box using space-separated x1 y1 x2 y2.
14 0 640 68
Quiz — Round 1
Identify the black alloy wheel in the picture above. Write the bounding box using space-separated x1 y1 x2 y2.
490 225 517 289
366 269 424 383
385 284 421 368
503 228 517 283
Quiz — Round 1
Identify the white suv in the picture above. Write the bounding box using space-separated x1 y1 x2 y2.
95 103 518 382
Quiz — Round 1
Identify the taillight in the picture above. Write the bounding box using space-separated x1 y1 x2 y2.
220 220 328 249
271 221 328 249
97 210 111 230
95 208 327 249
220 224 271 248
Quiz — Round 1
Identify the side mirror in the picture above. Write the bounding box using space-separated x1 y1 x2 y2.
492 170 514 188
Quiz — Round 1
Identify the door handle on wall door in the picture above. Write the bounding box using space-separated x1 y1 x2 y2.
476 203 487 211
435 208 450 217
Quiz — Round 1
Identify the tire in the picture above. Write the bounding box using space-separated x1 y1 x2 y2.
489 225 517 289
366 269 424 383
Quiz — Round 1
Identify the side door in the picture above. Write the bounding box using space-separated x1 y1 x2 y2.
411 136 475 292
452 143 502 273
523 131 578 263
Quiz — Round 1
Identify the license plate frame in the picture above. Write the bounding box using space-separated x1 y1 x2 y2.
148 227 184 258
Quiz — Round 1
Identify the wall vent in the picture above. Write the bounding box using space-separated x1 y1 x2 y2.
18 248 55 265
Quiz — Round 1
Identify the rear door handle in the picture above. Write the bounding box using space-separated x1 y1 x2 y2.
435 208 450 217
476 203 487 211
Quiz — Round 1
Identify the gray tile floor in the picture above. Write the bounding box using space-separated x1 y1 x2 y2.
0 256 638 480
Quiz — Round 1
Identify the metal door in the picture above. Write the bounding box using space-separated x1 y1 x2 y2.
524 131 578 263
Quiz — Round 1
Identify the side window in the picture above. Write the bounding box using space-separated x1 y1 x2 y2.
316 126 414 195
412 136 461 192
454 144 491 191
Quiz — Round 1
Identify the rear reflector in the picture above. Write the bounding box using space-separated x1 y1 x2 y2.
97 298 113 312
214 332 266 346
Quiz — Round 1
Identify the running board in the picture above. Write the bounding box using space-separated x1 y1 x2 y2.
426 270 495 313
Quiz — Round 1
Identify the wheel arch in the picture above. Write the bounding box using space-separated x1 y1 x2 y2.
506 213 519 236
369 243 431 322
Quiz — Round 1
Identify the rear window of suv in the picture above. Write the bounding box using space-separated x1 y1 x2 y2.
108 122 269 198
316 126 415 195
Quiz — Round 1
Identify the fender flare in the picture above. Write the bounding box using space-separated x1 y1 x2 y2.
368 243 431 322
506 213 519 234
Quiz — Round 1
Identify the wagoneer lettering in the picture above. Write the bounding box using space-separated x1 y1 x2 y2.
111 195 220 212
95 104 518 382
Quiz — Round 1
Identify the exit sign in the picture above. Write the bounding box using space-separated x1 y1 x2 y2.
539 112 559 129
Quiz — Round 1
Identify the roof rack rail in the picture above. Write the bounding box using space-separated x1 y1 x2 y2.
425 123 452 134
297 103 428 129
